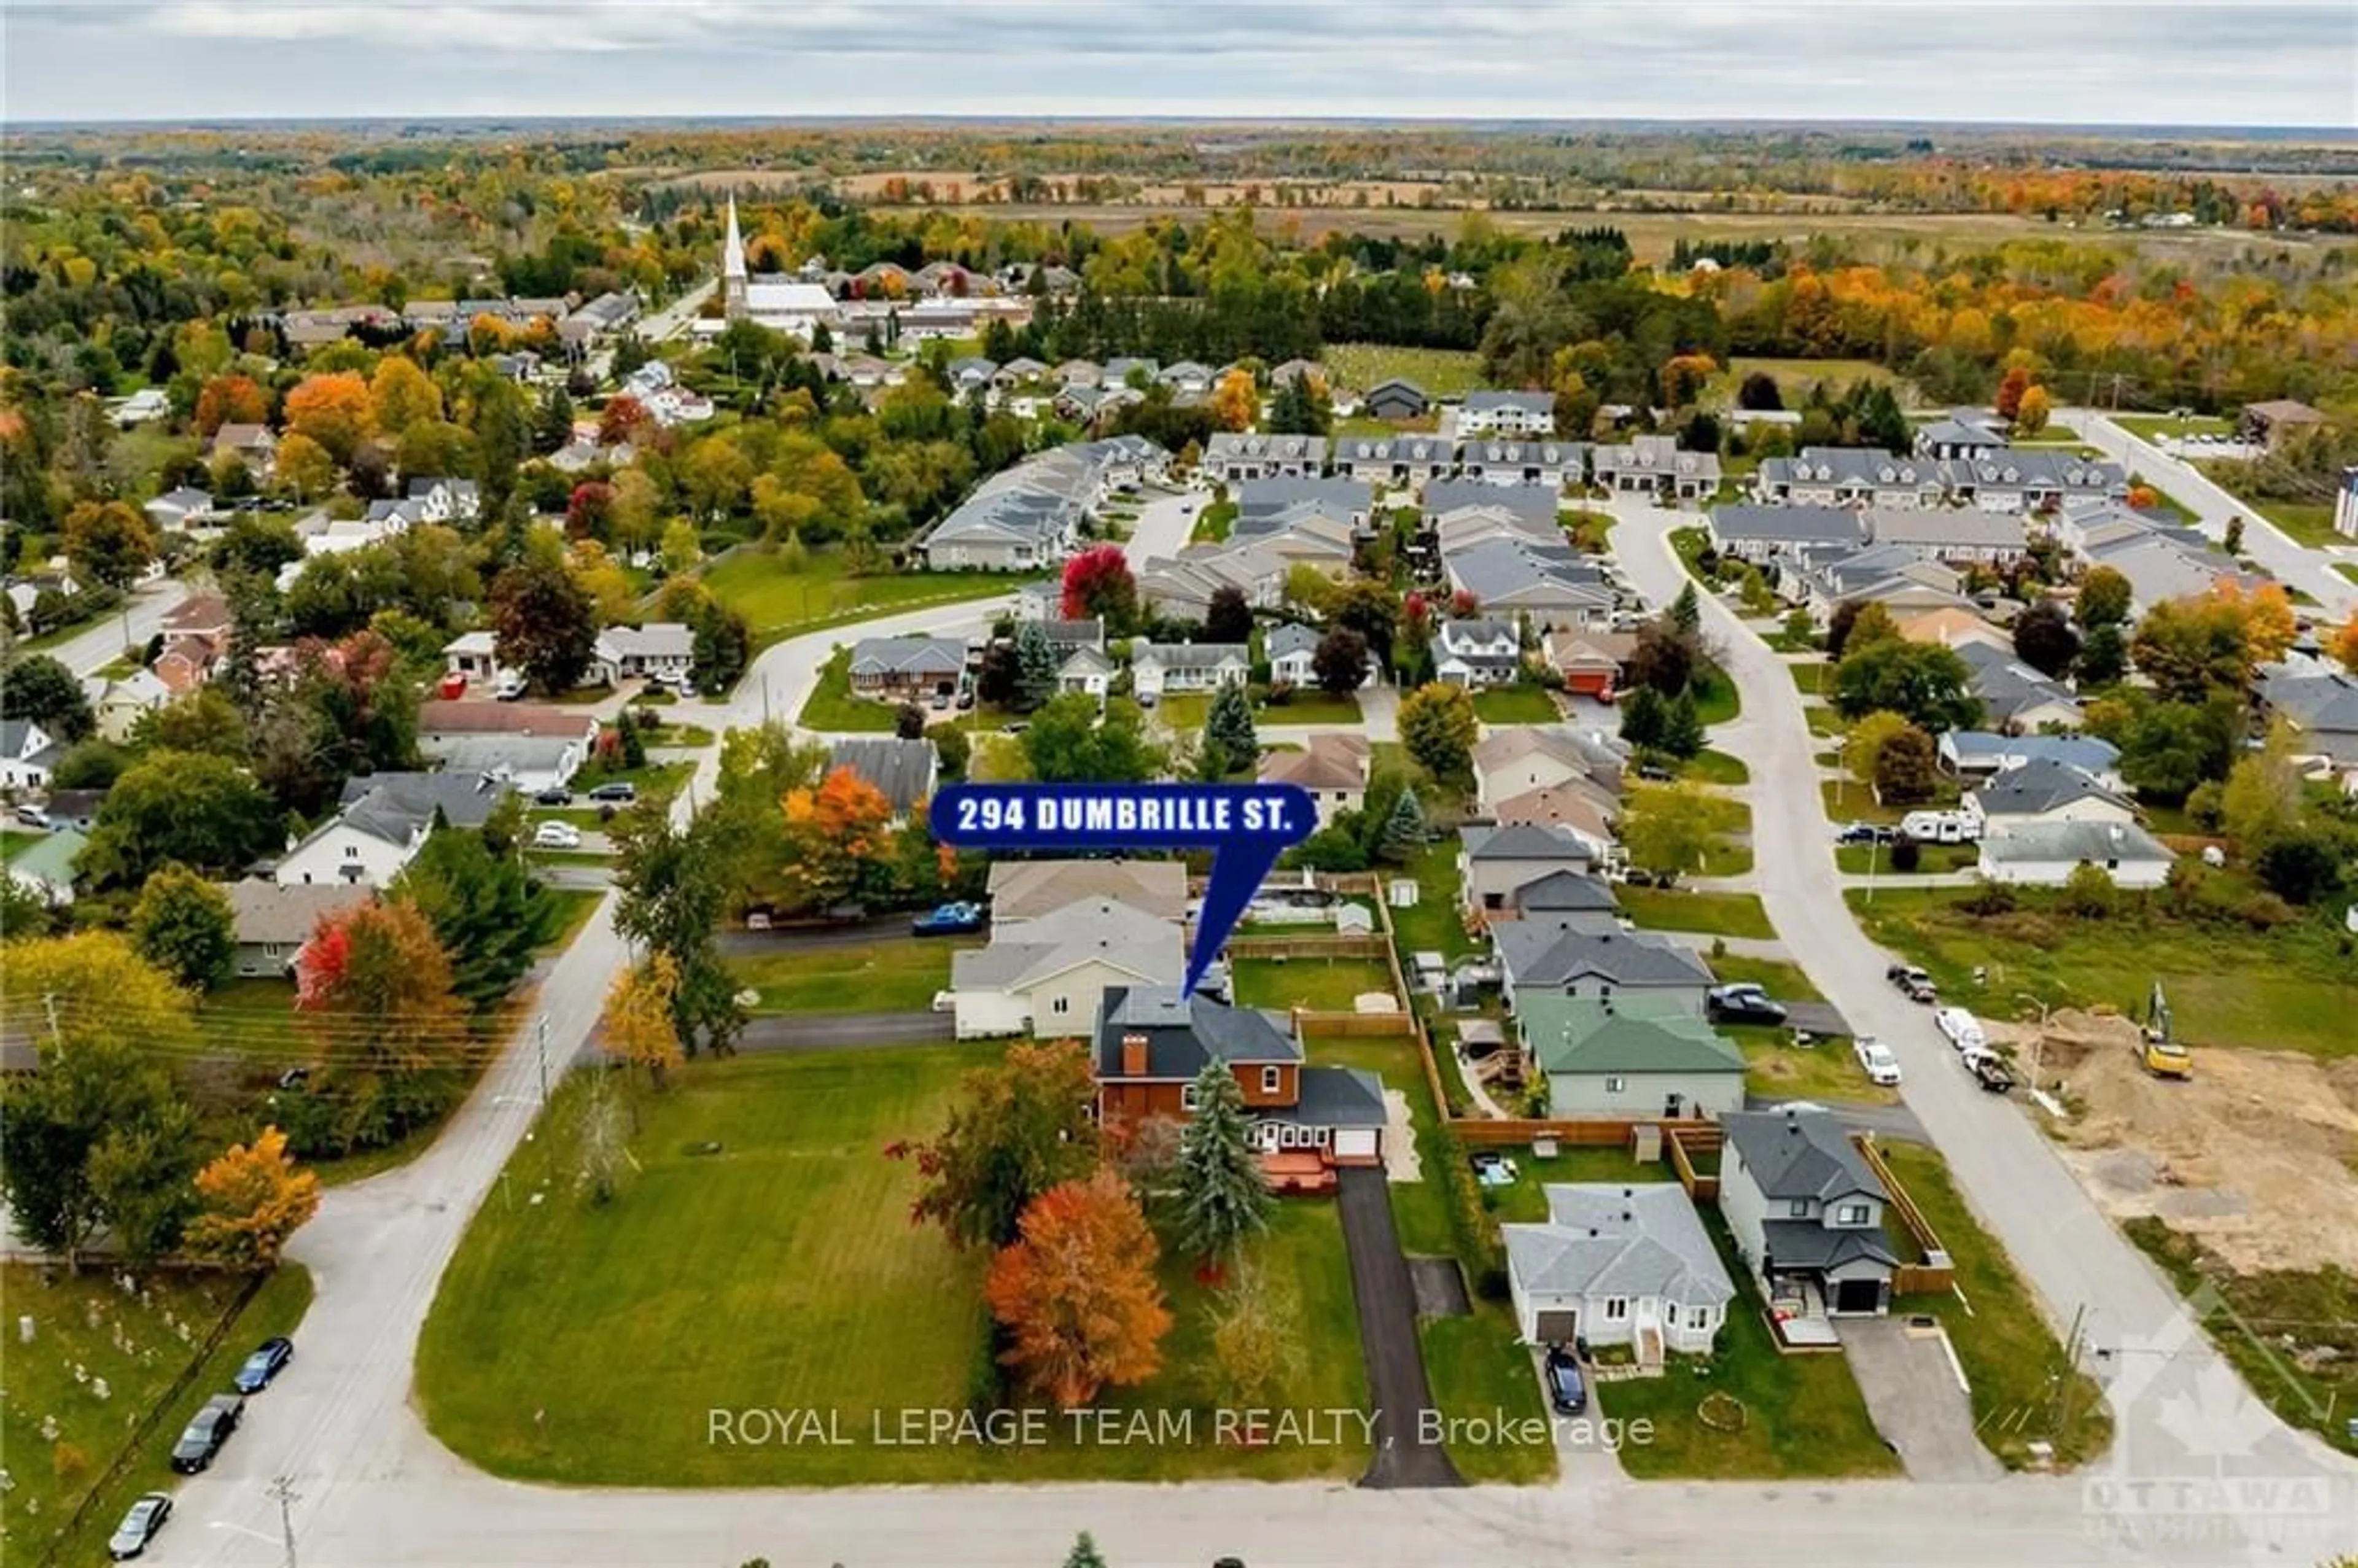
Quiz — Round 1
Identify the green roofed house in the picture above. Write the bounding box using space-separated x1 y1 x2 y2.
1517 995 1746 1120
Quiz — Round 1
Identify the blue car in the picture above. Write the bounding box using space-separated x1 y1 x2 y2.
911 901 984 937
233 1336 294 1394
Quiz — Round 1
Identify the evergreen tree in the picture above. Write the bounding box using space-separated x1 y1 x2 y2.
1015 621 1059 710
1668 582 1703 637
534 386 575 454
1618 683 1668 750
1204 681 1258 774
1376 785 1426 863
1174 1062 1272 1265
1062 1534 1110 1568
1659 688 1706 759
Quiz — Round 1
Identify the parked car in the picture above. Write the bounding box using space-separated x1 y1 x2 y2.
13 803 52 829
1853 1038 1903 1086
911 901 985 937
586 782 637 804
1636 762 1675 783
494 674 529 702
1886 963 1937 1003
233 1336 294 1394
1835 821 1893 845
534 786 574 807
169 1393 244 1473
1964 1050 2017 1093
1934 1006 1986 1052
1543 1346 1589 1415
930 990 955 1013
533 821 583 850
1705 984 1788 1027
109 1494 173 1560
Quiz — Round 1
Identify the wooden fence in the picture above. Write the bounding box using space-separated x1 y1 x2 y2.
1229 934 1391 961
1667 1123 1724 1201
1291 1009 1416 1038
1855 1134 1956 1295
1455 1117 1706 1149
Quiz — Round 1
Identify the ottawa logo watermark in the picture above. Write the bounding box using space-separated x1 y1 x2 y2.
2079 1280 2353 1558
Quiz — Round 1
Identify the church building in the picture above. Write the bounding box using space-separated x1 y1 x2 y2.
720 197 840 339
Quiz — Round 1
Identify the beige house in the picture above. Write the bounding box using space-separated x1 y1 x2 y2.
1258 734 1371 826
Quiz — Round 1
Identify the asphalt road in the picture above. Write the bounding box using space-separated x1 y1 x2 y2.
37 575 189 674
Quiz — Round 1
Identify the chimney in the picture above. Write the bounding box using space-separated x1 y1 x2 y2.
1120 1033 1150 1077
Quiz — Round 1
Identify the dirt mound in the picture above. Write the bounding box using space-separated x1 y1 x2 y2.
2014 1010 2358 1275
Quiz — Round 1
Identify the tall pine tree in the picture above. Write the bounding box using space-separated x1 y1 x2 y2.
1204 681 1258 774
1660 688 1706 759
1669 582 1703 637
1619 683 1668 750
1175 1062 1272 1266
1015 621 1060 711
1376 785 1426 863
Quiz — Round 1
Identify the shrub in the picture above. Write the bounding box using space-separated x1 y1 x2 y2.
1957 879 2017 916
1887 833 1921 872
2063 862 2118 918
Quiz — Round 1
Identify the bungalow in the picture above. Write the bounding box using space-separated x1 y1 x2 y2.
220 880 372 978
1234 475 1371 533
847 637 968 702
1544 628 1636 700
952 897 1183 1041
1092 986 1388 1176
592 622 695 686
414 705 599 794
1978 820 2174 889
1864 506 2030 565
825 737 938 823
1364 379 1431 422
144 487 219 532
1754 448 1945 510
442 630 503 683
988 859 1189 925
2257 667 2358 767
273 771 513 889
1159 361 1215 396
1485 784 1616 861
1132 641 1249 699
1953 642 2087 732
1787 546 1972 624
113 387 171 427
946 356 998 397
405 478 481 525
1265 623 1321 688
0 717 62 791
1490 923 1713 1015
1915 412 2012 462
1964 756 2136 836
6 826 85 906
1257 734 1371 826
1432 618 1523 688
1135 543 1288 621
1593 435 1718 504
1944 449 2126 514
1458 822 1598 914
1102 357 1158 388
1719 1108 1899 1321
1506 1182 1737 1356
1939 731 2122 789
1057 646 1117 698
1458 390 1557 438
1516 995 1746 1120
1444 539 1617 629
1204 433 1331 484
1894 607 2015 656
211 424 278 477
1706 503 1867 565
1425 479 1558 537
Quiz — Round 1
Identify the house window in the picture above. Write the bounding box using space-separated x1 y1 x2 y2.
1050 996 1070 1015
1789 1199 1811 1219
1602 1297 1628 1322
1180 1084 1200 1112
1665 1303 1679 1327
1261 1065 1281 1095
1837 1203 1871 1227
1604 1076 1625 1094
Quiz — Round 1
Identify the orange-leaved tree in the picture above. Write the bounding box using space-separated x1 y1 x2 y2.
2331 617 2358 675
1994 365 2031 422
2209 578 2298 666
1208 367 1259 432
193 373 269 436
779 765 894 914
984 1168 1172 1408
605 952 683 1089
185 1127 321 1269
283 370 375 464
295 901 465 1155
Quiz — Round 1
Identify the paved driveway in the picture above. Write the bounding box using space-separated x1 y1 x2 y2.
736 1011 953 1049
1835 1317 2002 1482
1334 1166 1463 1489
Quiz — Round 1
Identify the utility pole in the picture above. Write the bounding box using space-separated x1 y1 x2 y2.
536 1015 550 1104
267 1475 300 1568
42 991 61 1047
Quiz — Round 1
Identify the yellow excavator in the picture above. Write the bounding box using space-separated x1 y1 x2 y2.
2139 980 2195 1080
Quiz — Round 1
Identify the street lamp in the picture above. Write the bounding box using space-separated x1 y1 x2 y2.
2016 992 2054 1087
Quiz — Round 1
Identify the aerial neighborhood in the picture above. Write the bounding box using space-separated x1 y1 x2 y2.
1 104 2354 1568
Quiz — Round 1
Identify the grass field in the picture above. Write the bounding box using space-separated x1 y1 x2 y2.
1387 840 1479 961
5 1265 313 1568
1603 1213 1900 1480
1691 663 1740 725
1473 686 1562 724
1230 957 1397 1013
2114 413 2233 443
1701 955 1823 1003
728 937 968 1015
1708 357 1905 408
1191 499 1237 543
703 548 1027 641
1848 888 2357 1059
0 827 39 863
1786 659 1829 697
1614 887 1775 941
1735 1031 1898 1105
1323 343 1485 398
1879 1144 2114 1469
1681 748 1750 786
418 1048 1372 1483
799 648 908 732
1835 841 1981 875
1261 693 1365 724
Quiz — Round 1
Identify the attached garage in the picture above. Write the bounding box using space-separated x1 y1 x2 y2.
1532 1308 1579 1345
1333 1127 1380 1163
1833 1277 1887 1315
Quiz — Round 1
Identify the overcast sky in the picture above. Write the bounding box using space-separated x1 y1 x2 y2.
7 1 2355 128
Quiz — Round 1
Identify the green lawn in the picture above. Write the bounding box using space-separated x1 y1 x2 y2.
1848 888 2357 1059
702 547 1031 641
1805 705 1851 739
1473 686 1561 725
0 828 39 863
1260 693 1364 725
1681 748 1750 786
1735 1030 1898 1105
1835 841 1981 875
1192 499 1238 543
1388 839 1479 961
6 1265 313 1568
1822 778 1904 823
1691 663 1740 726
1614 887 1775 941
1603 1213 1901 1479
1563 510 1616 553
1486 1146 1675 1225
535 888 604 952
1151 693 1209 732
1700 955 1823 1003
799 648 909 732
1709 357 1905 408
729 937 967 1015
1879 1144 2114 1469
1324 344 1484 398
2125 1219 2357 1459
1786 659 1829 697
2334 562 2358 588
1230 957 1397 1014
419 1048 1370 1483
2114 413 2232 443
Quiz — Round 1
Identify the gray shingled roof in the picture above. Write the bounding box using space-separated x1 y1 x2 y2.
1505 1184 1737 1310
1094 985 1301 1079
1722 1109 1886 1204
1970 756 2126 817
1710 503 1869 548
827 737 938 816
1493 925 1710 991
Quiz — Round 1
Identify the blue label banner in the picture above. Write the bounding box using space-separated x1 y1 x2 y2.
931 782 1317 996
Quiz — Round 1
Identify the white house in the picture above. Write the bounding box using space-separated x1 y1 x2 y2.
1976 820 2175 888
442 631 503 683
0 718 61 791
592 623 695 686
1504 1183 1737 1357
1719 1108 1898 1322
273 772 514 889
92 669 173 744
1266 623 1320 688
1057 645 1116 699
1962 757 2138 837
1432 618 1522 687
1131 641 1249 699
1458 390 1557 438
950 895 1183 1040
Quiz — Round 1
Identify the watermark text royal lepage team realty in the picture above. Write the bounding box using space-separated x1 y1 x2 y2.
707 1406 1656 1451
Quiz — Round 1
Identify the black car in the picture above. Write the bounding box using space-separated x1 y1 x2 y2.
169 1393 243 1473
234 1335 294 1394
1706 984 1789 1027
1836 822 1893 845
109 1492 172 1560
1543 1346 1588 1415
534 786 574 807
586 782 637 804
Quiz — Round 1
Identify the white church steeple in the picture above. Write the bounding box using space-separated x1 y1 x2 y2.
722 195 747 320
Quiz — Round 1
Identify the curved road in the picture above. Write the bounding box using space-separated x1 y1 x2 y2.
168 490 2353 1568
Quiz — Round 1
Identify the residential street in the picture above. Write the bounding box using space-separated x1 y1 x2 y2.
36 574 189 674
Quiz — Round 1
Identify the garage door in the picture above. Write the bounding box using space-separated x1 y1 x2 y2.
1834 1278 1885 1314
1534 1309 1578 1344
1334 1128 1379 1160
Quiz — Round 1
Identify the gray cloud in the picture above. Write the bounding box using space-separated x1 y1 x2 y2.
4 1 2352 125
